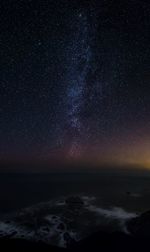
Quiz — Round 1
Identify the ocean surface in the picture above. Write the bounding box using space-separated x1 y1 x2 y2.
0 171 150 214
0 170 150 247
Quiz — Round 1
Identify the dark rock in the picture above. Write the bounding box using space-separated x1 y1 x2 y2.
63 232 76 247
0 238 64 252
52 216 57 219
127 210 150 236
126 191 131 195
65 196 84 210
57 223 65 231
42 227 50 232
0 230 150 252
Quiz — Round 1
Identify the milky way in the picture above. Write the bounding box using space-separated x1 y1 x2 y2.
65 12 95 158
1 0 150 167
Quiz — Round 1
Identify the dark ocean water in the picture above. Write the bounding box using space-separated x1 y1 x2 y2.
0 171 150 215
0 170 150 247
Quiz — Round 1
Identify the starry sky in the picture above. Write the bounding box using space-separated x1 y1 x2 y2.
0 0 150 168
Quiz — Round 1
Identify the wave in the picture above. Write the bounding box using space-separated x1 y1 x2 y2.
0 195 137 247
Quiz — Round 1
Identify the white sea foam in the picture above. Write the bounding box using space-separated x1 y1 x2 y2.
86 205 137 220
0 195 138 247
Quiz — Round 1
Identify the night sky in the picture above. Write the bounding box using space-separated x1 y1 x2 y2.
0 0 150 168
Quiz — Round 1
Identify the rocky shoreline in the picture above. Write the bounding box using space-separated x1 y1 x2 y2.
0 196 150 251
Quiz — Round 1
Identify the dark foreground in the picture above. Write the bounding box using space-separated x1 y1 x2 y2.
0 231 150 252
1 171 150 251
1 209 150 252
